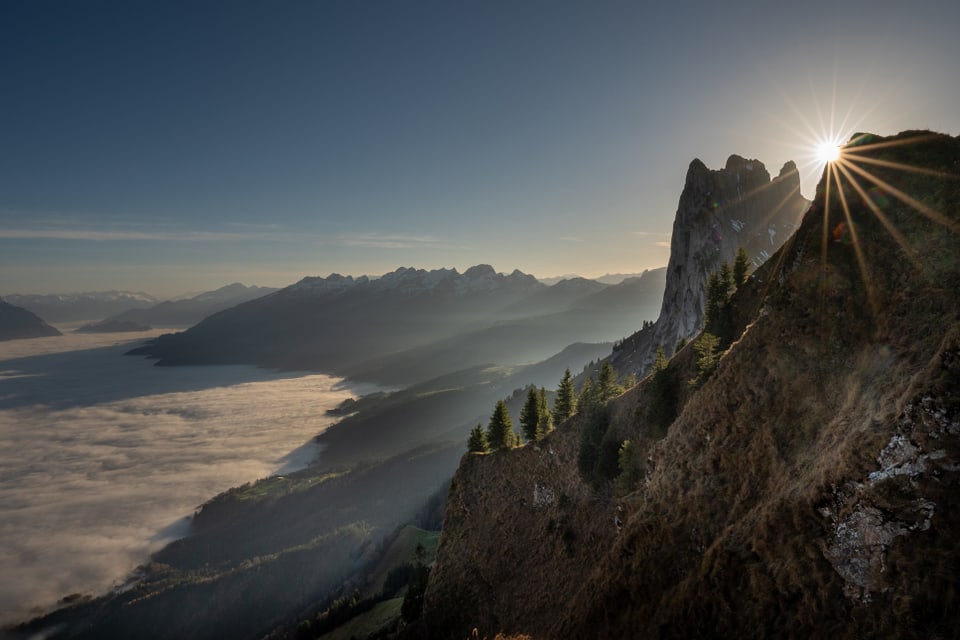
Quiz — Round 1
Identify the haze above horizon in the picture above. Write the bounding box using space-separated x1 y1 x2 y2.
3 0 958 297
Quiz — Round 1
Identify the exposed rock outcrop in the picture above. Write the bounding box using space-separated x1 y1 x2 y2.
613 156 808 376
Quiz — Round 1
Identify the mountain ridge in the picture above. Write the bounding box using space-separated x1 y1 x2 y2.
128 265 665 385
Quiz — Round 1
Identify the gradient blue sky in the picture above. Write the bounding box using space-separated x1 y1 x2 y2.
2 0 958 297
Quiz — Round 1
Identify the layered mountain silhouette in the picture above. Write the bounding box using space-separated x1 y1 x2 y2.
5 291 159 323
104 283 278 328
129 266 666 385
0 298 61 341
6 284 276 327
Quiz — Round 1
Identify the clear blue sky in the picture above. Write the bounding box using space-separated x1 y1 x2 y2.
2 0 958 297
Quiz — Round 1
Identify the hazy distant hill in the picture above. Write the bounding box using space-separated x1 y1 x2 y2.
0 298 61 341
339 270 665 385
105 283 278 327
5 291 159 323
538 272 648 286
74 319 152 333
130 266 665 385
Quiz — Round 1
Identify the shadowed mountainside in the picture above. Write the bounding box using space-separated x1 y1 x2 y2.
418 130 960 639
0 298 61 341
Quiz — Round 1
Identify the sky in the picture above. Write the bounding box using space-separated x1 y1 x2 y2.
2 0 958 297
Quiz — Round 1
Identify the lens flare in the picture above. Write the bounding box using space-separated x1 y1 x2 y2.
817 142 842 163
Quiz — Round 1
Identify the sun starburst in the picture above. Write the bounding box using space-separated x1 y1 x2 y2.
810 130 959 335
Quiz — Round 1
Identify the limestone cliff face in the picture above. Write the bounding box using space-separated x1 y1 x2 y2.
419 131 960 639
614 156 808 376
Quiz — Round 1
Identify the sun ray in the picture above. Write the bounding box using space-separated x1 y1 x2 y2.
833 165 880 320
710 172 787 216
844 133 943 154
842 161 960 235
819 162 834 337
834 161 923 271
840 152 957 178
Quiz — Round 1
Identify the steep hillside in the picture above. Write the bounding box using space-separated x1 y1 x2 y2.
419 131 960 638
612 155 808 377
0 298 61 340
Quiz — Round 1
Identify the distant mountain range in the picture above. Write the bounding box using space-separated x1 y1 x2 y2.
538 272 648 286
0 298 61 341
129 265 666 385
104 283 278 327
5 291 159 323
5 284 277 327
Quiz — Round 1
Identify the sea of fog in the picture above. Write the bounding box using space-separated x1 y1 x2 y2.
0 331 367 626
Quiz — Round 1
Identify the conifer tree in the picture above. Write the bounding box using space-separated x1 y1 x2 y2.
719 261 733 295
467 423 489 453
614 440 645 496
577 377 595 415
705 262 735 344
520 386 541 442
646 346 678 435
733 247 749 287
486 400 514 450
553 368 576 423
596 361 621 404
536 387 552 438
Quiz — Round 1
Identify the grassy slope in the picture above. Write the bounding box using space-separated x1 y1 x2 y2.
362 526 441 599
317 598 404 640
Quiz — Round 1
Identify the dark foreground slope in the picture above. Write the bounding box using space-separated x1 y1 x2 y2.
419 131 960 639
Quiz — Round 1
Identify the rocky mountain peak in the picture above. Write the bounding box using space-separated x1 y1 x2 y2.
463 264 496 279
611 152 809 376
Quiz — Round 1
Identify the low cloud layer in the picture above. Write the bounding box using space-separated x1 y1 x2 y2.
0 334 362 625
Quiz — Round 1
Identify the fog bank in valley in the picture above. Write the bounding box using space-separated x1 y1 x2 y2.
0 332 363 625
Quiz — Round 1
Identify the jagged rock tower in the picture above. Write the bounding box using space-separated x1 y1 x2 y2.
613 155 808 375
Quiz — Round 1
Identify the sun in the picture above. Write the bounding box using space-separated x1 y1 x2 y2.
816 141 842 163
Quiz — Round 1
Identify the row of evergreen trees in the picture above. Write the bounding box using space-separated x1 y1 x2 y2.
692 247 750 384
467 367 580 453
